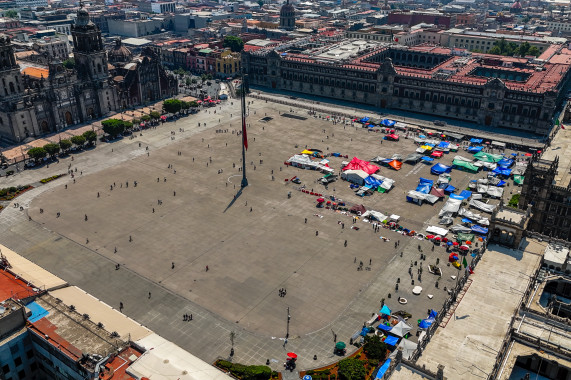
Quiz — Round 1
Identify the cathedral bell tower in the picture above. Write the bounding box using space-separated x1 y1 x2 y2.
71 3 108 81
0 34 24 99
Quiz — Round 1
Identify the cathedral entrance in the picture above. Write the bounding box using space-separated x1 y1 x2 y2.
40 121 49 133
65 112 73 126
485 115 492 126
87 108 95 119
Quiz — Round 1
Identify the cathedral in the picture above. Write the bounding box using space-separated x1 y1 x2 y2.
0 6 176 143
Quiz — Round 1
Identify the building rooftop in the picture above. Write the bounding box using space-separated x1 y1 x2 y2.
544 244 570 266
541 122 571 188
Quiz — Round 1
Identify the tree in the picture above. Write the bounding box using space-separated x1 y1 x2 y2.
71 135 86 147
338 358 366 380
43 143 60 157
191 78 197 84
101 119 125 138
257 0 264 7
517 42 531 57
528 46 540 57
59 139 72 151
188 101 199 108
141 114 151 121
174 68 186 77
27 147 47 161
150 111 161 119
363 335 388 361
82 130 97 145
62 58 75 70
200 74 207 83
181 101 190 110
223 35 244 52
123 121 133 130
5 10 18 18
185 77 192 86
163 99 183 114
206 73 213 80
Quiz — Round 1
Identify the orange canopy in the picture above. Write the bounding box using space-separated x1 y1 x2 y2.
388 160 402 171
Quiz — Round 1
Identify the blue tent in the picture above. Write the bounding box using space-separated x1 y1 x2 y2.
380 304 392 315
361 326 371 336
497 180 506 187
375 359 392 379
431 163 452 175
444 185 456 193
360 117 370 123
498 158 514 168
467 146 483 153
471 225 489 234
424 143 436 148
419 318 434 329
429 309 438 318
461 218 472 224
493 167 512 176
459 190 472 199
449 193 464 200
365 176 383 188
421 156 434 163
437 141 450 149
416 178 433 194
377 324 392 332
384 336 399 346
381 119 396 127
470 138 483 144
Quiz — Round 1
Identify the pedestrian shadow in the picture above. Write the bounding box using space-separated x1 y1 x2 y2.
223 187 244 213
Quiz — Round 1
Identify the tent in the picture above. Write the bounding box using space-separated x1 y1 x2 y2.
458 208 489 225
473 151 503 163
497 158 514 168
380 304 391 315
350 204 367 215
431 163 452 175
387 160 402 171
430 187 445 198
343 157 380 175
377 324 392 332
471 225 489 235
439 197 462 216
431 151 444 158
514 175 524 185
404 153 423 164
454 155 473 162
469 199 496 213
470 138 483 144
375 359 392 380
457 232 476 243
416 178 433 194
467 146 483 153
364 176 383 189
360 117 370 123
386 134 400 141
453 159 479 173
384 336 399 346
300 149 314 155
420 145 433 151
371 174 395 191
390 321 412 337
458 190 472 199
381 119 396 127
426 225 448 236
444 185 456 193
450 224 472 233
407 191 439 205
437 141 450 149
362 210 388 222
390 339 418 361
492 167 512 177
421 156 434 163
341 169 369 185
487 186 504 198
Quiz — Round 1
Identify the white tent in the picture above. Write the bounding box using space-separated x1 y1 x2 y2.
341 169 368 185
439 198 462 216
458 208 489 226
407 191 439 204
476 183 489 193
372 174 395 190
453 155 473 163
391 321 412 338
487 186 504 198
469 199 496 213
362 210 388 222
390 339 418 360
450 224 472 233
426 226 448 236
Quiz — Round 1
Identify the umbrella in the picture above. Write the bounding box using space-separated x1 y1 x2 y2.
447 241 453 246
452 242 459 246
442 237 448 243
434 236 441 241
511 153 518 156
335 342 346 349
303 376 312 380
524 153 532 156
287 352 297 359
160 115 167 120
140 122 145 127
465 241 472 245
460 245 469 251
426 234 435 239
316 198 325 203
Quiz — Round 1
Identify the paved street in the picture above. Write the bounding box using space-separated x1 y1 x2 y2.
0 95 522 372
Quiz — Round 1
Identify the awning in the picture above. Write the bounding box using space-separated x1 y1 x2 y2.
491 141 506 147
470 138 483 144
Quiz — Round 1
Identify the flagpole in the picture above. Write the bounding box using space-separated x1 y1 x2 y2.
241 71 248 188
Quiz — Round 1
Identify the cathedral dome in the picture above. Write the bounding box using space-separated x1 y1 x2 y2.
280 0 295 16
108 38 132 64
75 6 93 27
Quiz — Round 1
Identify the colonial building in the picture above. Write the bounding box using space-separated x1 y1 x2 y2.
279 0 295 31
0 6 176 143
242 39 571 135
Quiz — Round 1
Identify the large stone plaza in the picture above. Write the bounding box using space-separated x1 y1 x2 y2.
0 96 523 370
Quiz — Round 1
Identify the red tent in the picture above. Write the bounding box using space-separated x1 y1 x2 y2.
431 151 444 158
343 157 379 175
386 134 400 141
430 188 445 198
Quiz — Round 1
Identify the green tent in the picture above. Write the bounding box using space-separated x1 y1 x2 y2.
513 175 524 185
452 159 479 173
457 233 475 243
336 341 346 349
473 151 503 163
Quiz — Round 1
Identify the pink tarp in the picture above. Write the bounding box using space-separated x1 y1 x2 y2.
343 157 380 175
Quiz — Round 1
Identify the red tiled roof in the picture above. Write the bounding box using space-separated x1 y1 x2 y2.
0 270 40 301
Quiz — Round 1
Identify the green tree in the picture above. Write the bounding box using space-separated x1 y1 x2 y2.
528 46 540 57
101 119 125 138
62 58 75 70
4 10 18 18
162 99 183 114
200 74 207 83
338 358 366 380
141 114 151 121
43 143 60 157
123 120 133 130
150 111 161 119
223 35 244 52
489 46 502 55
185 77 192 86
257 0 264 6
82 130 97 145
206 73 213 80
363 335 388 361
191 78 197 84
59 139 72 152
517 42 531 56
27 147 47 161
181 101 190 110
174 68 186 77
71 135 86 147
188 101 199 108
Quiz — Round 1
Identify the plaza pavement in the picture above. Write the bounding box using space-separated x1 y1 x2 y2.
0 97 518 372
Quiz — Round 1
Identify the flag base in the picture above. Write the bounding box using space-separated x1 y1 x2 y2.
241 177 248 188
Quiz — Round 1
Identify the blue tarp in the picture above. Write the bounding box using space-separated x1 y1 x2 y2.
467 146 483 153
419 318 434 329
461 218 472 224
360 117 370 123
381 119 396 127
437 141 450 149
493 167 512 176
429 309 438 318
380 304 392 315
421 156 434 162
424 143 436 148
449 193 464 200
331 153 342 157
365 176 383 188
384 336 399 346
431 163 452 175
471 225 489 234
498 158 514 168
459 190 472 199
375 359 392 380
26 301 49 323
361 327 371 336
444 185 456 193
377 324 392 332
416 178 434 194
497 180 506 187
470 138 483 144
